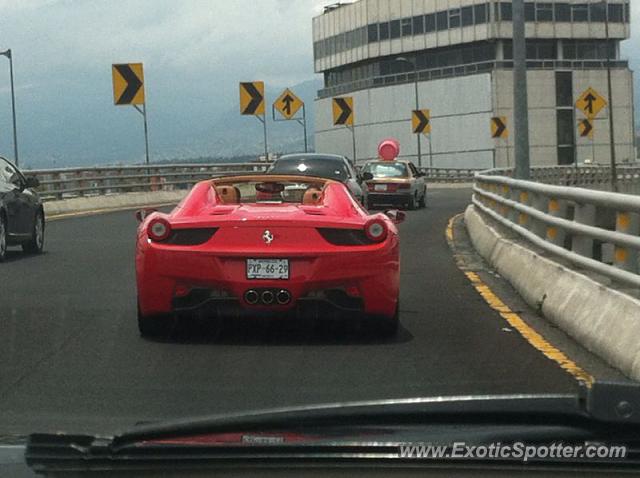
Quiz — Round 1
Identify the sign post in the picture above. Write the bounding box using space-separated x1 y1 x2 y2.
332 97 356 163
240 81 268 159
112 63 149 165
272 88 307 152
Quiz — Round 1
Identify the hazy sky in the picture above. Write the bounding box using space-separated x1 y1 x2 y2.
0 1 636 167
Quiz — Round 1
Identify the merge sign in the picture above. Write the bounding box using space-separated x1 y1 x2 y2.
274 88 303 120
575 87 607 119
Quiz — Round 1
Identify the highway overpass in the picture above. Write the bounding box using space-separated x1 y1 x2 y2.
1 167 638 436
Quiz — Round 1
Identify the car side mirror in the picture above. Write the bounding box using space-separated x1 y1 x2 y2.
24 175 40 189
135 208 157 223
362 172 374 181
385 209 406 224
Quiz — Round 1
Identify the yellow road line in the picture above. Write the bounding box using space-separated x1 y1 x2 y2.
446 214 594 387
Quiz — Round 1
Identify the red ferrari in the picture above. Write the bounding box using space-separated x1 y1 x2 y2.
135 175 403 337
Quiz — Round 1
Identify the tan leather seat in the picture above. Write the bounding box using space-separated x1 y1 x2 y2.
302 187 322 205
217 185 241 204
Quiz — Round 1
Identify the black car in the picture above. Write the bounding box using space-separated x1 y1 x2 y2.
268 154 369 205
0 156 44 261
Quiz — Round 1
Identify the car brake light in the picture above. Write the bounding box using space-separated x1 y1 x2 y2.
148 218 171 242
364 219 388 243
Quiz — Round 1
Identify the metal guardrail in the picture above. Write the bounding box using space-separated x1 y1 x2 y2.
473 166 640 288
27 163 481 200
28 163 272 201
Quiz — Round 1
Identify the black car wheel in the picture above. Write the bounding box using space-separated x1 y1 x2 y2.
419 188 427 208
407 194 417 211
367 303 399 337
22 210 45 254
138 300 173 338
0 213 6 262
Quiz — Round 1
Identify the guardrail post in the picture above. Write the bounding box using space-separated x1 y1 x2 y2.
614 212 640 273
528 193 547 237
572 203 596 258
546 198 567 247
517 190 532 230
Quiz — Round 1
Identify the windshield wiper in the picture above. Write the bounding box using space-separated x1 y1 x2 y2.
25 381 640 473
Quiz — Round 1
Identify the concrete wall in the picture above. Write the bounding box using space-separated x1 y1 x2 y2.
315 72 495 168
492 68 635 168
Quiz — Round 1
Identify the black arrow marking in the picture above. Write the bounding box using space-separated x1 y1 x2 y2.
580 119 593 137
114 64 142 105
584 93 597 115
414 110 430 133
492 118 506 138
334 98 352 125
282 94 295 116
241 82 264 115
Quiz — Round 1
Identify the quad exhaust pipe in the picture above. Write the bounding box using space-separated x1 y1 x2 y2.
244 289 291 306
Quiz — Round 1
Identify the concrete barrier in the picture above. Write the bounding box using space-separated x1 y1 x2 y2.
465 204 640 381
44 191 188 219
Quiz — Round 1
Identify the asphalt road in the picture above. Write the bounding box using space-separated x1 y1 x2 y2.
0 188 610 436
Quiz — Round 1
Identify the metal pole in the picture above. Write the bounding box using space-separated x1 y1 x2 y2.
5 50 19 167
413 64 422 168
302 104 308 153
428 134 433 169
142 103 150 165
604 0 618 192
512 0 531 179
262 114 268 160
350 126 357 164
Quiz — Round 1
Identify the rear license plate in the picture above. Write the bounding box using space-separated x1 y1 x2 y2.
374 184 387 192
246 259 289 280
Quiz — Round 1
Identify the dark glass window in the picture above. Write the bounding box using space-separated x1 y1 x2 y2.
572 4 589 22
413 15 424 34
390 19 401 39
449 8 461 28
368 23 379 43
524 3 535 21
526 40 556 59
557 146 575 165
609 4 623 23
379 22 389 40
625 3 630 22
555 3 571 22
401 18 412 36
536 3 554 21
500 2 513 21
436 11 448 30
461 6 473 27
425 13 436 32
556 71 573 107
557 110 575 146
474 4 488 24
589 3 606 22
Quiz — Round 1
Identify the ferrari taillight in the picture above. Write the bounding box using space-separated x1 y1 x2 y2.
147 218 172 242
364 219 388 243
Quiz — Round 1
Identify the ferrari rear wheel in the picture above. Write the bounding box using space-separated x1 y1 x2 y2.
138 301 172 338
367 303 399 337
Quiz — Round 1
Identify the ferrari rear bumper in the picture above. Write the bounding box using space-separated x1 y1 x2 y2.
136 243 399 319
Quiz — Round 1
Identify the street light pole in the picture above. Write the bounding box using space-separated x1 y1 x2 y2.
396 57 422 167
0 49 19 167
602 0 618 192
512 0 531 179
